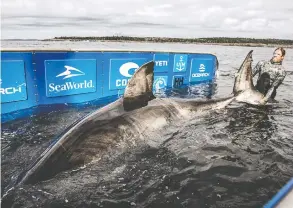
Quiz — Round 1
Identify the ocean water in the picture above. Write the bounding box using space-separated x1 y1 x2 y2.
1 41 293 208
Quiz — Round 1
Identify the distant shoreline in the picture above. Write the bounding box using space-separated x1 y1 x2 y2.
44 36 293 48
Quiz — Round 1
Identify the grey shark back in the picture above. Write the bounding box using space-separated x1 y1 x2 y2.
15 61 157 186
14 51 266 187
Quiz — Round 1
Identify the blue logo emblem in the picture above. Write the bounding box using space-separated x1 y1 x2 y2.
153 76 168 92
45 59 97 97
109 58 147 90
189 59 213 82
1 60 28 103
153 53 169 73
172 75 185 88
173 54 188 72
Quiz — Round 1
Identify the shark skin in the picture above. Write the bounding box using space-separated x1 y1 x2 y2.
233 50 265 105
15 50 264 186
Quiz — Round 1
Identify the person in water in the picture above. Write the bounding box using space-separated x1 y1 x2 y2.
252 47 287 104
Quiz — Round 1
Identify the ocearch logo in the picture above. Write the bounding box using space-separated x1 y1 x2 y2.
0 79 26 95
116 62 139 87
192 63 210 78
199 64 206 72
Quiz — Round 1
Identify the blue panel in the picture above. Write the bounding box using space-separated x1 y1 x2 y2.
153 53 169 73
109 58 147 90
34 52 103 105
0 52 37 120
153 76 168 92
189 58 214 82
1 50 219 123
102 52 154 98
173 54 188 72
45 59 97 97
1 60 28 103
172 75 189 88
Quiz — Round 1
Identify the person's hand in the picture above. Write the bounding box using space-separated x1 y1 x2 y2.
253 97 268 105
259 97 268 105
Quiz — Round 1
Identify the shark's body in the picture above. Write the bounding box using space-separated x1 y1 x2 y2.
233 50 265 105
16 50 264 186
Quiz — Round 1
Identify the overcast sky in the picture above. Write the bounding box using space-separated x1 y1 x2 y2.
1 0 293 39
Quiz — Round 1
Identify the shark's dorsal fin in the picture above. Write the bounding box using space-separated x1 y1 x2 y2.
123 61 156 111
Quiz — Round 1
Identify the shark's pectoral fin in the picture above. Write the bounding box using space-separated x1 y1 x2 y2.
123 61 156 111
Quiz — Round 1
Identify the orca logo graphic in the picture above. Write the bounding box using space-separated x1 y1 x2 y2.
56 65 85 79
119 62 139 77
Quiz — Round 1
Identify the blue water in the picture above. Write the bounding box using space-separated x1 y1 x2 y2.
1 41 293 208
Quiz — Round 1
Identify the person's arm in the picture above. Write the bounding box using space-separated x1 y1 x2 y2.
252 61 265 77
260 72 286 104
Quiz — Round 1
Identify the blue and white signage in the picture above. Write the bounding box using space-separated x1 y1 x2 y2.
153 76 168 92
1 60 28 103
189 58 214 82
153 53 169 73
45 59 97 97
109 58 147 90
172 75 185 88
173 54 188 72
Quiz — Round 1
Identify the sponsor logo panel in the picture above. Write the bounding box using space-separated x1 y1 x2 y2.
173 54 188 72
153 53 169 73
45 59 97 97
0 60 28 103
189 59 213 82
109 58 147 90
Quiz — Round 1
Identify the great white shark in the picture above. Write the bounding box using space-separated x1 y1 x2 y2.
15 50 265 186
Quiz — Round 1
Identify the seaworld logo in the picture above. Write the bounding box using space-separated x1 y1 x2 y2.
48 80 94 92
45 60 97 97
48 66 94 93
56 65 85 79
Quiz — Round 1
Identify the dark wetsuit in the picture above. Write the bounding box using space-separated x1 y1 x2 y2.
252 60 286 101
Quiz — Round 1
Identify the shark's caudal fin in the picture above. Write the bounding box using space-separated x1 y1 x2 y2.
232 50 256 95
123 61 156 111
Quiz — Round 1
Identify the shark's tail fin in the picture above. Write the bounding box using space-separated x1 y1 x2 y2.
232 50 255 96
123 61 156 111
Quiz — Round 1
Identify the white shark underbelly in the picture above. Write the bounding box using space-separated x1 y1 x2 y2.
235 89 264 105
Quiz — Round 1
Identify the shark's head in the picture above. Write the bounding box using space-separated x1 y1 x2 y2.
232 50 254 95
232 50 265 105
